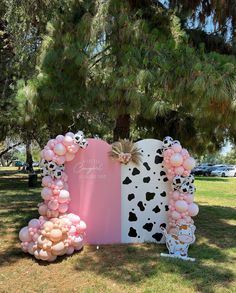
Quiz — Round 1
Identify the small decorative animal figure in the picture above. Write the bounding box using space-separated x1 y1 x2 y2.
161 224 196 258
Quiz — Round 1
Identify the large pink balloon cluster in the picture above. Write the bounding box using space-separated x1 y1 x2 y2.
19 131 88 261
19 215 86 261
162 136 199 232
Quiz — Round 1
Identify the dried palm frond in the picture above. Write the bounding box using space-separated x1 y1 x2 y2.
109 139 142 165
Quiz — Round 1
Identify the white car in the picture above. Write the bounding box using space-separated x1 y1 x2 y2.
211 167 236 177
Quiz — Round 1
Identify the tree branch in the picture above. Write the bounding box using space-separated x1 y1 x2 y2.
0 142 22 157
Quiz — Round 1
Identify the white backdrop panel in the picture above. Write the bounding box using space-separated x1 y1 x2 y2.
121 139 170 243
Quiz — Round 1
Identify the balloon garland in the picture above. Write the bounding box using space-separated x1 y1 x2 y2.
19 131 88 262
162 136 199 234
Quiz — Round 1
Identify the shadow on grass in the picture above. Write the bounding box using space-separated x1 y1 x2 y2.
0 174 41 267
0 174 235 293
72 242 234 293
72 204 236 293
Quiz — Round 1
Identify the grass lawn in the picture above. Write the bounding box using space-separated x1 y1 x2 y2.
0 168 235 293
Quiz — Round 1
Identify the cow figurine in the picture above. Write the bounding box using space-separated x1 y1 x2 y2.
161 224 196 261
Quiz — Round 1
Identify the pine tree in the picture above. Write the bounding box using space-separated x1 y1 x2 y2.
17 0 236 153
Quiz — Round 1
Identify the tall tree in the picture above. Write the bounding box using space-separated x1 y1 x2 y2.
16 0 236 154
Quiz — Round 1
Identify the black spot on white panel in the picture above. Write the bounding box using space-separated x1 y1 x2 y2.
152 205 161 213
143 223 153 232
123 177 132 184
156 149 163 155
128 227 137 237
143 162 151 171
146 192 155 201
132 168 140 176
160 171 166 176
137 201 145 211
165 205 169 211
129 212 137 221
155 155 163 164
152 233 163 242
160 223 166 229
128 193 135 201
160 191 166 197
143 177 151 183
163 177 168 182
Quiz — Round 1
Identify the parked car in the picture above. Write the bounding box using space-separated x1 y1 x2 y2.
191 164 213 175
203 165 227 176
211 166 236 177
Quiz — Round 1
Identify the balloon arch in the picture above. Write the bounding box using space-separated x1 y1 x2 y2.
19 132 199 262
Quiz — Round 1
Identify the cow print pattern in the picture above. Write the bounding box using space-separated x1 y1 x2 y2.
121 139 170 244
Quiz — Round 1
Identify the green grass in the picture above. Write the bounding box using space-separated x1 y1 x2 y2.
0 169 235 293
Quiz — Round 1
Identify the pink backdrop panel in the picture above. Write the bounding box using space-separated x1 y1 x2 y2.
65 139 121 244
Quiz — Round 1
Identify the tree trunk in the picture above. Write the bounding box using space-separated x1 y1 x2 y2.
0 157 5 167
113 114 131 141
26 140 34 172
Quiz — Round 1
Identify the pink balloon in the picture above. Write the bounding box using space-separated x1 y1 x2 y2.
175 166 184 175
32 233 40 242
54 179 64 189
185 216 192 223
67 213 80 224
28 219 40 229
65 132 75 138
38 204 48 216
57 155 65 165
48 199 59 211
58 190 70 203
181 148 189 157
183 170 190 176
53 188 60 195
47 210 59 218
69 226 77 235
186 193 194 203
54 143 67 156
63 135 74 146
183 157 196 170
66 246 75 255
27 242 35 255
47 139 56 149
56 135 65 142
41 187 53 201
58 203 68 213
44 149 55 161
19 227 32 242
170 153 183 167
188 203 199 217
172 143 182 153
65 152 75 162
73 236 84 250
68 144 79 154
175 200 188 212
77 220 86 232
172 190 180 200
171 211 181 220
42 176 53 187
